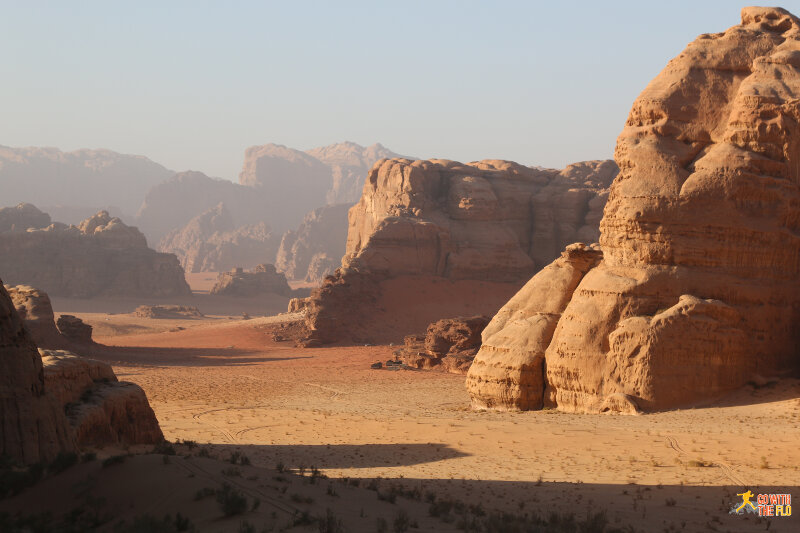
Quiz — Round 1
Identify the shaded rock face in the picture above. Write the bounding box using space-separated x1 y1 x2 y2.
6 285 68 349
0 208 190 298
468 7 800 413
0 281 75 464
305 158 616 343
158 203 280 273
0 146 172 218
40 350 163 447
6 285 94 348
396 315 490 374
276 204 350 283
210 264 292 297
55 316 93 344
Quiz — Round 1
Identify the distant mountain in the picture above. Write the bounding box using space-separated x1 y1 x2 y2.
0 145 173 218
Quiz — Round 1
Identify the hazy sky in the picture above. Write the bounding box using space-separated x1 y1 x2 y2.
3 1 797 180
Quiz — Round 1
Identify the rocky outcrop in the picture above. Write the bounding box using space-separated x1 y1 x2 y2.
158 203 280 273
133 305 203 319
0 209 190 298
41 350 163 447
395 315 490 374
0 203 51 233
468 7 800 413
6 285 94 349
0 281 75 464
276 204 350 283
55 316 93 344
305 158 616 343
466 244 602 410
210 264 292 297
0 146 172 218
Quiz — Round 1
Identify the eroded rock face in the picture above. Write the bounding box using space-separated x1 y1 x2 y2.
0 282 75 464
40 350 163 447
0 209 190 298
158 203 280 273
305 158 616 343
468 7 800 413
133 305 203 319
466 244 602 410
276 204 350 283
6 285 94 348
210 264 292 297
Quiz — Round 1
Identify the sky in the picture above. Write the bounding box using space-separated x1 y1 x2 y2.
2 1 798 180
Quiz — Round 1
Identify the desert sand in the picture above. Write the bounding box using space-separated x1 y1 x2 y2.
9 276 791 531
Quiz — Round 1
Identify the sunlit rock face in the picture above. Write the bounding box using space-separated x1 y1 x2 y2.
467 7 800 413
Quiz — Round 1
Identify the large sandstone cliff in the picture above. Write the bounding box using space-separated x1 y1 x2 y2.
467 7 800 413
303 158 616 343
0 208 190 298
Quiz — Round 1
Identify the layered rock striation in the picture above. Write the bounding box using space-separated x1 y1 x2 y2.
0 208 190 298
467 7 800 413
0 280 163 464
304 158 616 343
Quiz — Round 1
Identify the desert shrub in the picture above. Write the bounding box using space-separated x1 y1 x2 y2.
102 454 127 468
49 452 79 473
318 508 345 533
216 483 248 516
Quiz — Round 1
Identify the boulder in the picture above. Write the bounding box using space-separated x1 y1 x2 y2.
56 315 93 344
468 7 800 413
396 315 491 374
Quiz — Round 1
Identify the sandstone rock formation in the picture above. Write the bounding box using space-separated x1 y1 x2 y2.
0 280 163 463
0 146 172 218
55 315 93 344
304 157 616 343
210 264 292 297
6 285 94 349
0 203 51 232
0 208 190 298
134 305 203 319
0 281 75 463
6 285 68 349
395 315 490 374
41 350 163 447
276 204 350 283
158 203 280 273
467 7 800 413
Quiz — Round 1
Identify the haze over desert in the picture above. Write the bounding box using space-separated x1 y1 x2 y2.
1 3 799 533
